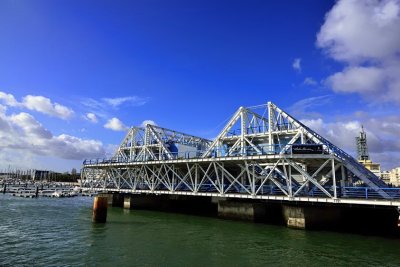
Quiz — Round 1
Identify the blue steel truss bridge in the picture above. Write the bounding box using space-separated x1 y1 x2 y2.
81 102 400 208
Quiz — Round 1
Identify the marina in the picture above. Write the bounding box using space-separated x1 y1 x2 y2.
1 180 92 198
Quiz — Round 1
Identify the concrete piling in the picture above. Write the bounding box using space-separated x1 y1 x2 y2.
3 184 6 194
218 200 257 221
124 196 133 209
282 205 306 229
92 196 108 223
397 207 400 228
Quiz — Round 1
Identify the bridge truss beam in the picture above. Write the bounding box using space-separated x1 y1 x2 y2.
82 101 398 201
81 155 384 200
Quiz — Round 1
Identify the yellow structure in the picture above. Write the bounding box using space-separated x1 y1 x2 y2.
358 159 381 178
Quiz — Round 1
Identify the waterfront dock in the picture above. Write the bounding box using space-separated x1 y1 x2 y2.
1 180 87 198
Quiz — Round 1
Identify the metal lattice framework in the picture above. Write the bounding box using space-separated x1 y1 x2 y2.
81 102 400 205
113 125 211 162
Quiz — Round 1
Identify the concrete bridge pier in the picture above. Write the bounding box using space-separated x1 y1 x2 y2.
217 199 271 222
104 193 124 207
124 195 133 209
122 194 168 210
398 207 400 228
93 196 108 223
282 204 343 230
120 194 218 216
282 205 306 229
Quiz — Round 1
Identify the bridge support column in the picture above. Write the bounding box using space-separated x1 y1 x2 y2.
217 200 265 221
124 196 133 209
93 196 108 223
282 205 306 229
283 204 342 230
105 193 124 207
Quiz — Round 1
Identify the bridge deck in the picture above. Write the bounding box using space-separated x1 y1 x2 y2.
83 188 400 207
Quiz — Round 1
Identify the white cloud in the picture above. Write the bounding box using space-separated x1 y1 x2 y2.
288 95 332 119
0 110 105 162
326 66 385 93
301 115 400 170
0 91 74 119
0 104 7 115
317 0 400 103
10 112 52 139
140 120 157 127
0 92 19 106
292 58 302 72
85 112 98 123
105 144 119 157
303 77 318 86
317 0 400 62
81 96 149 120
51 134 105 160
104 117 128 131
102 96 148 108
22 95 74 119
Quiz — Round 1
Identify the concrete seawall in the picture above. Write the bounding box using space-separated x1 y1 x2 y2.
104 193 400 235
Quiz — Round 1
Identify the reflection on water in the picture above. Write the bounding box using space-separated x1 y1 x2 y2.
1 195 400 267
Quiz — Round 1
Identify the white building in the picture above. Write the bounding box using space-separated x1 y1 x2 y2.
389 167 400 187
381 171 390 184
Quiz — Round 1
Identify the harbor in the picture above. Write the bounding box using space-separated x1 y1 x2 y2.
2 102 400 235
1 0 400 266
1 180 93 198
1 194 400 267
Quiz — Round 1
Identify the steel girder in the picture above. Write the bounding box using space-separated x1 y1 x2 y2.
82 101 393 200
112 124 212 162
82 155 345 198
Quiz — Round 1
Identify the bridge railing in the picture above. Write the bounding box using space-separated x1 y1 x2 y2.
79 178 400 200
83 144 330 165
226 124 297 137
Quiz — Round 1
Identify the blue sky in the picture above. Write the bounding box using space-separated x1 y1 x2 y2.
1 0 400 172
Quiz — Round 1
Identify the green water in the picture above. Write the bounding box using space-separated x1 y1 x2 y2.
1 195 400 267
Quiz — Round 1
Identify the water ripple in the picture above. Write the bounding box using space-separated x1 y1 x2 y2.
1 195 400 266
